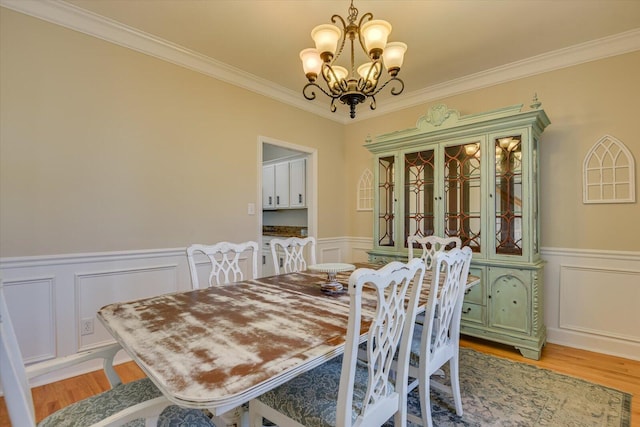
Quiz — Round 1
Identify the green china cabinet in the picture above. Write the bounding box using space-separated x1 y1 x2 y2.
365 101 550 359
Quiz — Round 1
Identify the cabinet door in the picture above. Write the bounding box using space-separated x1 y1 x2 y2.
274 162 290 208
403 148 436 249
289 158 306 208
489 129 531 260
262 165 275 209
261 249 274 277
375 154 397 250
488 267 530 334
442 140 483 253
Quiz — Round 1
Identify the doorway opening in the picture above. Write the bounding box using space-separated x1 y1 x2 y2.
258 136 317 276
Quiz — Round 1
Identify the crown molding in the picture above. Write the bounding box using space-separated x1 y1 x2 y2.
354 27 640 122
2 0 639 125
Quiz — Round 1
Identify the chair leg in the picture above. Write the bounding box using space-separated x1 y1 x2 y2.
418 367 433 427
248 402 263 427
450 357 463 416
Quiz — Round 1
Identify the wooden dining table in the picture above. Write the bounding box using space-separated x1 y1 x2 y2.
97 263 479 416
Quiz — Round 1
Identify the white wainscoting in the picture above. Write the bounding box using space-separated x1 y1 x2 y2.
0 248 192 387
1 240 638 391
542 247 640 361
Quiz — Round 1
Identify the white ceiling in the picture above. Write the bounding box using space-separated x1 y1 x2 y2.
4 0 640 122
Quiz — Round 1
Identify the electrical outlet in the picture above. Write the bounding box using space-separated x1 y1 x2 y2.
81 318 94 336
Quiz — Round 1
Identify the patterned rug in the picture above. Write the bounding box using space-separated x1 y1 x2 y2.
387 347 631 427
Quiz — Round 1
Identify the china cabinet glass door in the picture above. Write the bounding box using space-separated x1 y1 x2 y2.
377 155 395 248
444 141 482 252
403 149 435 247
494 135 523 255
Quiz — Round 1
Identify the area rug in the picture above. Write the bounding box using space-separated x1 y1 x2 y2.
385 347 631 427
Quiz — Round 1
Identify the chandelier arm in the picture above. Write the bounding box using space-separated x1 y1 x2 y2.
389 77 405 96
356 59 383 95
368 76 405 97
356 12 374 56
320 63 347 96
368 95 377 111
303 82 336 101
330 15 348 66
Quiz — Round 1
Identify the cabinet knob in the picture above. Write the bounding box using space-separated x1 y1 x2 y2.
299 194 302 203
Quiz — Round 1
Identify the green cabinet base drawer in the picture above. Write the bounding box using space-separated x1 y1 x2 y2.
461 302 485 325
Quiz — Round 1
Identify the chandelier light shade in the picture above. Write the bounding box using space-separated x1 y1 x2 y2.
300 0 407 119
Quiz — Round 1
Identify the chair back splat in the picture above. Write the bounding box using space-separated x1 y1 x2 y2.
249 258 425 427
407 235 462 270
270 236 316 274
187 241 259 288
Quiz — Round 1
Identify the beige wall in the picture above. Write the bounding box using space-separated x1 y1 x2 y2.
0 9 346 256
344 51 640 252
1 8 638 257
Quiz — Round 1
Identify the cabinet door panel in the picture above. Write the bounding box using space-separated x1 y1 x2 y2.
488 267 530 334
274 162 290 208
377 155 396 248
463 266 484 304
262 165 275 209
404 149 436 247
493 134 524 256
289 159 306 208
462 303 485 324
443 142 482 252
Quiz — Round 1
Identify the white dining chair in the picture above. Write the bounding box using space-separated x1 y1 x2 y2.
407 235 462 270
0 281 180 427
406 246 473 427
270 236 316 274
187 241 259 288
248 257 426 427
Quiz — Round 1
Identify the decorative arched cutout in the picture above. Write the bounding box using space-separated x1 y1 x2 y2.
583 135 635 203
357 168 374 211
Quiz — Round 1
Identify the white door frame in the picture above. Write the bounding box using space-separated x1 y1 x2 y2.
257 135 318 261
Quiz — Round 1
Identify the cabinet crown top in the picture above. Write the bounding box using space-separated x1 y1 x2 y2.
365 97 550 151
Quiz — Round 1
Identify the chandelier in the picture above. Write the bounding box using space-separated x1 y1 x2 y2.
299 0 407 119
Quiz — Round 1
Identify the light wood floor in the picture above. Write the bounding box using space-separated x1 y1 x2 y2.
1 337 638 426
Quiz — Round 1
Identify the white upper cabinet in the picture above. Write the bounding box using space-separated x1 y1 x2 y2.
289 158 306 208
274 162 290 208
263 158 306 210
262 164 276 209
